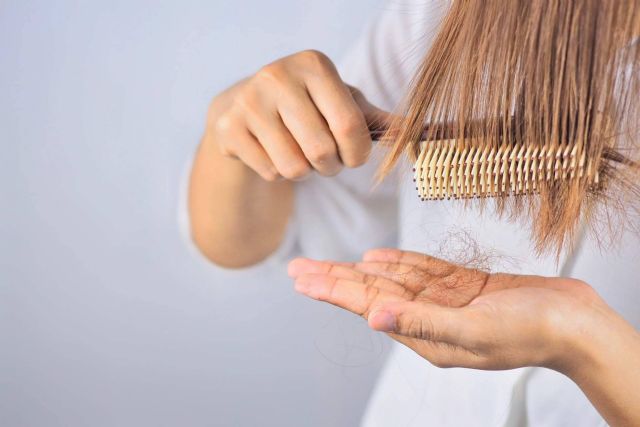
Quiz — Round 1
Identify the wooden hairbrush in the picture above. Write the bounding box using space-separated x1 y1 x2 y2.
412 139 599 200
370 128 600 201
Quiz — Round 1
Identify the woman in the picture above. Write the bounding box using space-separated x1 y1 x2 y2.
189 0 640 425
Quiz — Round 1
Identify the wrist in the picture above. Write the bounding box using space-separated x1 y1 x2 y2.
552 296 628 382
559 313 608 382
552 300 640 427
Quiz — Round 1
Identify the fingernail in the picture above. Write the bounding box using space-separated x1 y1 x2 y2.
369 310 396 332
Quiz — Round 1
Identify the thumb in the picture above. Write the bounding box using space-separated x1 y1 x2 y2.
368 301 479 346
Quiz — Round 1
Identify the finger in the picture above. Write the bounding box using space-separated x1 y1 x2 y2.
287 258 414 299
363 248 456 276
363 248 443 266
367 301 481 347
287 258 354 277
303 66 371 167
247 110 312 181
294 273 406 318
349 261 426 295
221 129 280 181
288 257 332 278
278 87 342 176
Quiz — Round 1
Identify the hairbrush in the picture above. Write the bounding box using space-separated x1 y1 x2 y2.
369 127 600 201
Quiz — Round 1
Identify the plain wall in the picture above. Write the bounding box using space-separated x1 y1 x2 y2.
0 1 391 426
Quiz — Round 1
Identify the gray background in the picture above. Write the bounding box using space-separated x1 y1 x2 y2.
0 1 391 426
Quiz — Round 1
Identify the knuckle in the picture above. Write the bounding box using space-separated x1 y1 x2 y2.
280 161 311 180
236 87 261 115
419 317 436 340
333 113 364 138
404 315 436 341
306 144 336 164
333 120 370 168
212 113 233 134
342 148 370 168
260 169 280 182
318 164 343 177
403 315 420 338
571 278 596 295
256 62 288 84
298 49 331 70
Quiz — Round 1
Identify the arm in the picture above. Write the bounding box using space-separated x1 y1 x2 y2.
189 93 293 268
288 248 640 427
568 307 640 427
189 51 388 268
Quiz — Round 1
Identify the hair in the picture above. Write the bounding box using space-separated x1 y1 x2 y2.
379 0 640 256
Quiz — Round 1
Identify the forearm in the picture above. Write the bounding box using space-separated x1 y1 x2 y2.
564 306 640 427
188 135 293 268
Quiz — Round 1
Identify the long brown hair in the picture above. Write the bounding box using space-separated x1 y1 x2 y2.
380 0 640 256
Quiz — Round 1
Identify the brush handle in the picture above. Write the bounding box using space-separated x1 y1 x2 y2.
369 117 521 142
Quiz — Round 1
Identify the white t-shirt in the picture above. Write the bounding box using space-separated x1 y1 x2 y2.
185 1 640 425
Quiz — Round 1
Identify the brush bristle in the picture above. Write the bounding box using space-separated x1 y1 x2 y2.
414 140 599 200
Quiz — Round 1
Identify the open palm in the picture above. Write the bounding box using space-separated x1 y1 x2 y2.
288 248 604 371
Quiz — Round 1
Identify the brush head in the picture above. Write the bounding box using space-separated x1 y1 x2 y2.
413 140 599 200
